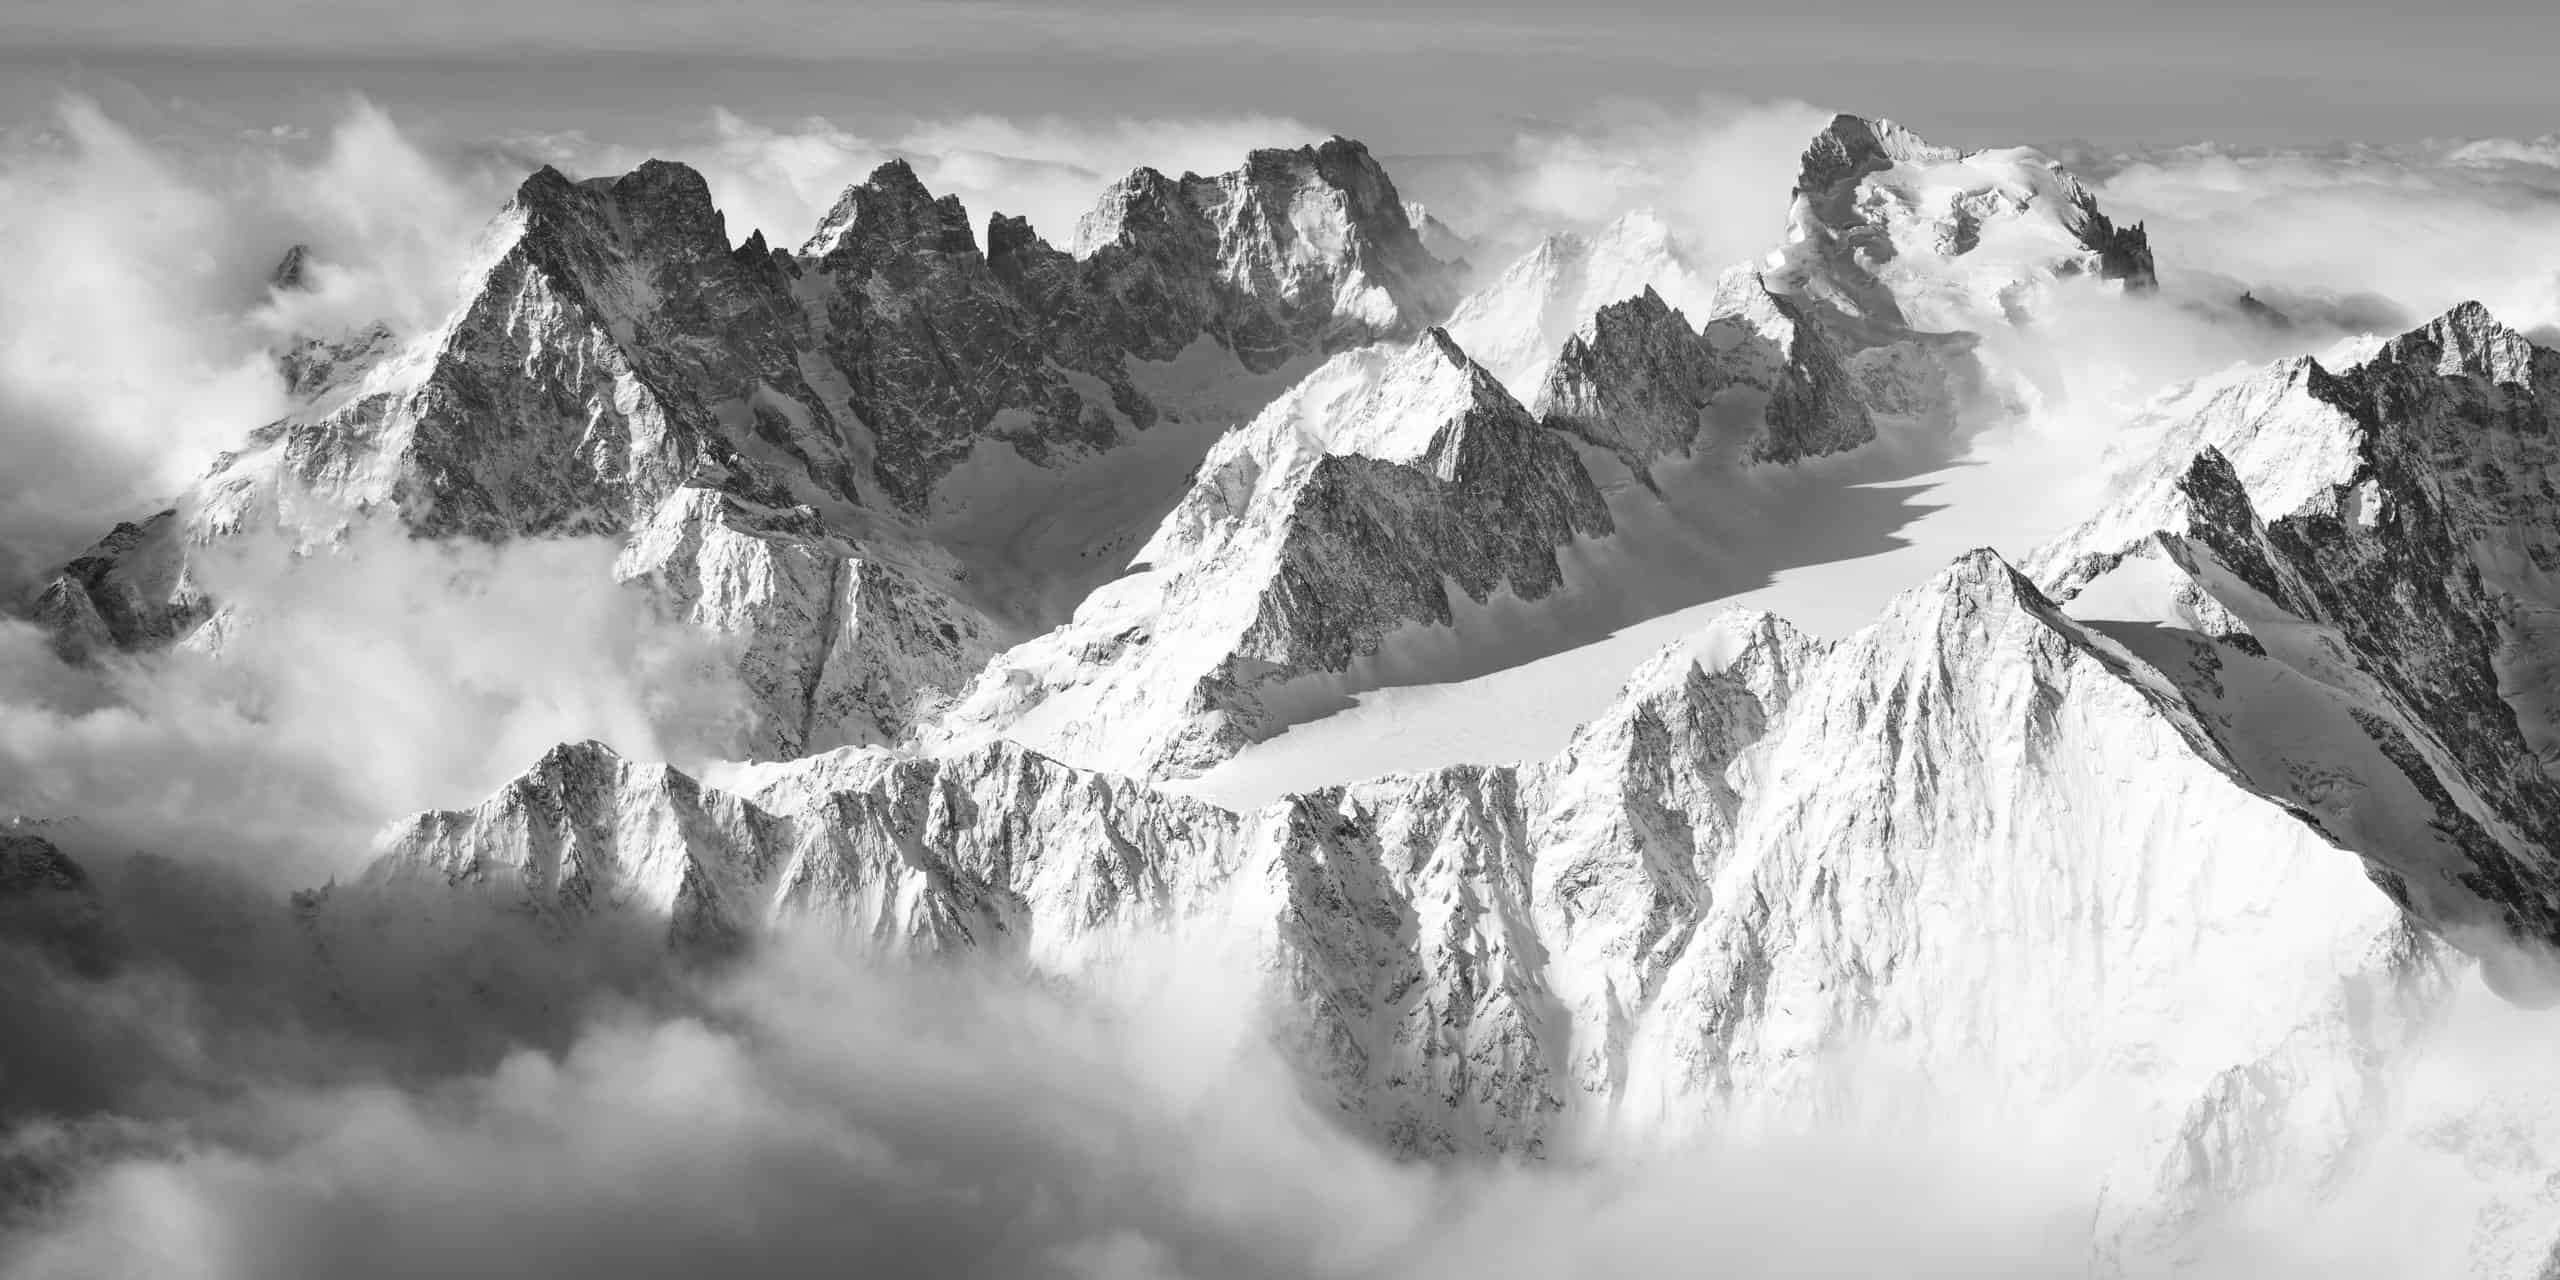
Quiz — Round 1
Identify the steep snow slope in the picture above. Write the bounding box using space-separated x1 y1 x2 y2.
2032 302 2560 991
924 331 1610 776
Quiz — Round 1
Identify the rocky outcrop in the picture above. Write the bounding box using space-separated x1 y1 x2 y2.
803 158 1134 511
618 487 996 757
1699 270 1879 461
268 243 314 292
1441 210 1713 396
1535 275 1873 481
2081 209 2157 290
274 324 397 402
1071 138 1459 372
0 829 107 969
264 243 400 401
29 511 205 664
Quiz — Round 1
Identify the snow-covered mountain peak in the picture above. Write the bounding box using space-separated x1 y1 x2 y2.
1140 327 1535 565
928 324 1608 776
1067 164 1187 257
1752 113 2160 424
2040 300 2555 594
1777 113 2155 325
1793 113 1963 201
1443 208 1713 397
268 241 314 291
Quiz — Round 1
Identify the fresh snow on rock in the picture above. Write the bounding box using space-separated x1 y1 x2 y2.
30 109 2560 1277
374 545 2409 1252
1761 113 2156 423
923 329 1610 776
2033 302 2560 992
36 139 1465 760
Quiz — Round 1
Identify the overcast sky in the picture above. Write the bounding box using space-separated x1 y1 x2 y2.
3 0 2555 154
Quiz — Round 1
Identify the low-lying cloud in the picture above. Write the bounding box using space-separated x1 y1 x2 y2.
0 96 509 596
5 881 2537 1280
2088 136 2560 340
1384 96 1834 273
0 521 745 886
0 901 2113 1280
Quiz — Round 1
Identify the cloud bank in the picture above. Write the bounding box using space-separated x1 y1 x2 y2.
0 522 746 886
2089 136 2560 339
0 902 2112 1280
4 880 2532 1280
0 97 509 595
1385 96 1836 274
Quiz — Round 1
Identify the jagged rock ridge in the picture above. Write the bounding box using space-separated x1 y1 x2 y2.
36 140 1465 759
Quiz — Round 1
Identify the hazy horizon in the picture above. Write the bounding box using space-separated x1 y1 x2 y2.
5 0 2556 157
